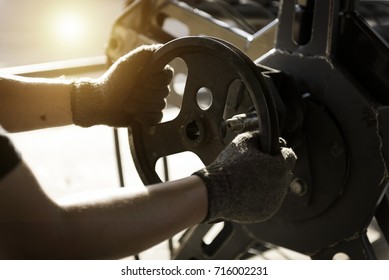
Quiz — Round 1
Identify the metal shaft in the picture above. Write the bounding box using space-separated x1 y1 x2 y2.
225 112 259 133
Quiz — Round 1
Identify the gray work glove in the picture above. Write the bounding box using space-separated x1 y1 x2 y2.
71 44 173 127
193 131 297 224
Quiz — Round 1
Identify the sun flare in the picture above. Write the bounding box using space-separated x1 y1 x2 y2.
55 13 85 43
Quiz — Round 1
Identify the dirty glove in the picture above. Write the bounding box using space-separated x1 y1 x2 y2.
71 44 173 127
193 131 296 224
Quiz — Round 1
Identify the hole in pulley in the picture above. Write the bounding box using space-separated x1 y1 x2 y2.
186 120 200 141
155 152 204 182
161 58 188 123
197 87 213 110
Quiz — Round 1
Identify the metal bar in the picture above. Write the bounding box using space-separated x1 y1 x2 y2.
0 56 107 77
114 128 126 188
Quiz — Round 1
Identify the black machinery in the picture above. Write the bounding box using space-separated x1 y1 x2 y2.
106 0 389 259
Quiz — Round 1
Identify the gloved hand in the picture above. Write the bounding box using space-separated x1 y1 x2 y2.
71 44 173 127
193 131 297 224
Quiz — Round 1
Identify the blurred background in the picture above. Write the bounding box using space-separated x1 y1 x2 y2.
0 0 131 198
0 0 122 67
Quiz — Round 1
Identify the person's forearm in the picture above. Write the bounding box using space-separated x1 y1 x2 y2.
57 176 208 259
0 161 207 259
0 74 73 132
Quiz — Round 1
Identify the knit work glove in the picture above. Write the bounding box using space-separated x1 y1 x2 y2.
71 44 173 127
193 131 297 224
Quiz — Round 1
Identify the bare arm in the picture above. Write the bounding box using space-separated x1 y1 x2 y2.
0 74 73 132
0 161 207 259
0 44 172 132
0 131 296 259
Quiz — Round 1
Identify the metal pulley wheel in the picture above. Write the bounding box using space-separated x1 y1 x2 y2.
129 36 279 185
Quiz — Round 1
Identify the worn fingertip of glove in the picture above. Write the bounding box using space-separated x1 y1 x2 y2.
281 147 297 171
163 65 174 83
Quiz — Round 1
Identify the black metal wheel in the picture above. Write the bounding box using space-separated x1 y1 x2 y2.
129 36 279 185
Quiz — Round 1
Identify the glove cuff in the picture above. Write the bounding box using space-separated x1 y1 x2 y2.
193 163 229 224
71 78 104 127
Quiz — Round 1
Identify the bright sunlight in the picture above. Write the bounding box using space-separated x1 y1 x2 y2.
55 12 86 43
